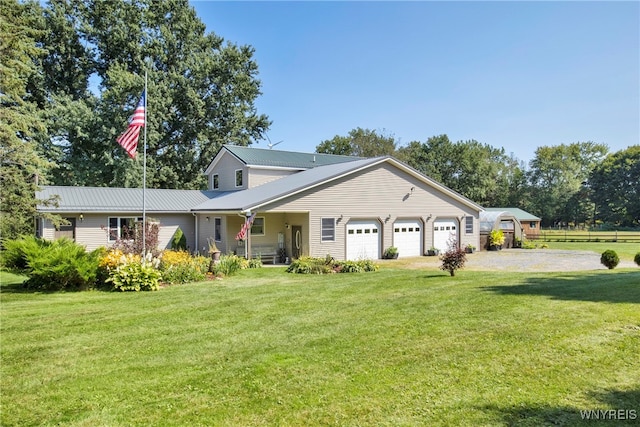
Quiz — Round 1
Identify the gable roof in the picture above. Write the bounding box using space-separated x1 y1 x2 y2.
37 186 217 213
204 144 362 174
194 156 483 213
484 207 541 221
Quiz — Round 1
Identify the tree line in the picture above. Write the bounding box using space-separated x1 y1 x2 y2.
1 0 638 242
317 128 639 228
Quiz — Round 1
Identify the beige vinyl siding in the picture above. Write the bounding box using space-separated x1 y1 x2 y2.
257 163 480 259
42 213 197 253
196 214 232 255
207 151 245 191
247 168 297 188
154 214 196 251
42 214 108 251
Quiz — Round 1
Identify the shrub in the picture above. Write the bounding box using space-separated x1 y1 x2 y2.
110 220 161 257
286 256 379 274
212 254 247 277
2 236 101 290
440 246 467 277
159 250 208 284
286 256 332 274
600 250 619 270
107 256 162 291
635 252 640 267
247 257 263 269
489 229 505 247
171 227 187 251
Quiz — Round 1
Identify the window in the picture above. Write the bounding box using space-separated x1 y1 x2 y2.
212 174 219 189
108 217 141 241
465 216 473 234
214 217 222 241
530 222 537 229
321 218 335 242
235 169 243 187
250 217 265 235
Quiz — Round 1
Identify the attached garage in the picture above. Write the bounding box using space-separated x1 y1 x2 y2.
393 219 422 257
346 220 380 260
433 219 459 252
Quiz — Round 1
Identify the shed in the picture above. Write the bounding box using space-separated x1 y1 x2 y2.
479 210 524 249
485 207 541 238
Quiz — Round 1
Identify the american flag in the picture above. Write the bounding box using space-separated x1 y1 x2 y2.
116 91 145 158
235 213 257 241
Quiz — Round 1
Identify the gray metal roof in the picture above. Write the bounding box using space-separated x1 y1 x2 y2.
193 157 383 212
223 144 362 169
37 186 218 213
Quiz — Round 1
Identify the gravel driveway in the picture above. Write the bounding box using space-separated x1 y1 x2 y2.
464 249 637 272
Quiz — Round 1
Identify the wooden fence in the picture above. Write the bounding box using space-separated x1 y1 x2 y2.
530 231 640 243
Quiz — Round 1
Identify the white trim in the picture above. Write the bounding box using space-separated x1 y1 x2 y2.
250 216 265 236
321 217 336 242
235 169 243 187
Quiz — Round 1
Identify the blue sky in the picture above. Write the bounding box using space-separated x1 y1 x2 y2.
190 1 639 163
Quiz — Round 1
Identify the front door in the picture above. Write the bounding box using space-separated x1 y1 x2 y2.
292 226 303 259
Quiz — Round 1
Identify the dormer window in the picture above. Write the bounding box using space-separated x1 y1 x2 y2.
212 174 219 190
235 169 243 187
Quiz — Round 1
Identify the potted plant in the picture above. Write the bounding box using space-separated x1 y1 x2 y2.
465 244 476 254
489 229 505 251
207 237 221 261
383 246 399 259
427 246 440 256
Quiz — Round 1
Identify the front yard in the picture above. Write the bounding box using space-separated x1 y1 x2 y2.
1 263 639 425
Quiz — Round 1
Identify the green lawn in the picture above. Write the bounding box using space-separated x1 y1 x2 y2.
541 241 639 262
2 266 639 426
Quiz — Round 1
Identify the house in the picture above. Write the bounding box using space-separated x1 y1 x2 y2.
37 145 483 260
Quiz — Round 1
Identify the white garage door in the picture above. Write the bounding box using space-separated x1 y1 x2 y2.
393 220 422 257
346 220 380 260
433 219 458 252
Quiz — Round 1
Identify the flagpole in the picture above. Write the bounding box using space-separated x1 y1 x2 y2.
142 67 148 259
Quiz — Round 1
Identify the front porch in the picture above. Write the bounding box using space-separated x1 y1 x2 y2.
195 212 309 264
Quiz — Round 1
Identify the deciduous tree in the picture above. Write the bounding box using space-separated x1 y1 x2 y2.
39 0 270 189
316 127 396 157
589 146 640 227
527 142 608 227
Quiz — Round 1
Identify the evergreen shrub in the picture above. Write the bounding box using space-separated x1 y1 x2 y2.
1 236 100 290
600 250 620 270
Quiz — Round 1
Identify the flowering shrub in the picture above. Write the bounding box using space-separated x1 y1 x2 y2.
100 250 161 291
107 259 162 291
159 250 209 284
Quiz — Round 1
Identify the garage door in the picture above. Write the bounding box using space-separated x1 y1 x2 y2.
433 219 458 252
346 220 380 260
393 219 422 257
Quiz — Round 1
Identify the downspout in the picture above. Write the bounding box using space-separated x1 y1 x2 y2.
193 212 198 254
